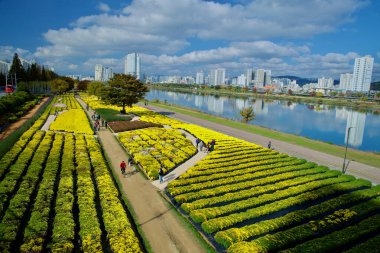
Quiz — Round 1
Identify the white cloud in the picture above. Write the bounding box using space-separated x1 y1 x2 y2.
29 0 373 79
97 3 111 12
0 46 33 62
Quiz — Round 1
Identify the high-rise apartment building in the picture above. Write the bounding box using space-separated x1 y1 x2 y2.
0 60 10 75
196 71 204 85
125 53 141 79
95 64 103 81
339 73 353 90
351 56 374 92
254 69 271 88
317 77 334 88
246 68 254 86
94 64 113 82
209 68 225 86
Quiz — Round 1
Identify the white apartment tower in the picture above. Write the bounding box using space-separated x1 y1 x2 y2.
209 68 225 86
196 72 204 85
317 77 334 88
94 64 103 81
125 53 141 79
339 73 353 90
246 68 254 86
351 56 374 92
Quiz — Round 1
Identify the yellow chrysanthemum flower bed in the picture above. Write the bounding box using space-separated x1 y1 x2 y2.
50 109 94 134
118 127 197 179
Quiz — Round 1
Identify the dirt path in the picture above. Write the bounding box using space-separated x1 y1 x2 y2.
0 97 49 140
76 98 207 253
144 104 380 185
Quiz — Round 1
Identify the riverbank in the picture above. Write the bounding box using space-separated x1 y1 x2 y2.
147 101 380 170
150 85 380 112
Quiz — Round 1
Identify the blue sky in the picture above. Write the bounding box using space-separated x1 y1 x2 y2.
0 0 379 80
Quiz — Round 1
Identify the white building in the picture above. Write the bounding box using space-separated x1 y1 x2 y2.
351 56 374 92
125 53 141 79
246 68 254 86
94 64 103 81
317 77 334 88
255 69 271 88
0 60 10 75
237 74 246 87
95 64 113 82
209 68 225 86
196 72 204 85
339 73 353 90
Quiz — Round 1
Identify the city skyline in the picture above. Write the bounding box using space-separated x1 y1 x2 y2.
0 0 379 81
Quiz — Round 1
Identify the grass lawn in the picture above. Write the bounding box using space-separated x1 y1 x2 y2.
95 108 133 122
149 102 380 169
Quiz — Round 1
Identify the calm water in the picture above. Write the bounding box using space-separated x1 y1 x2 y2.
146 89 380 152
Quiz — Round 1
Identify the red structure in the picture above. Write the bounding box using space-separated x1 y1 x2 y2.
5 84 14 93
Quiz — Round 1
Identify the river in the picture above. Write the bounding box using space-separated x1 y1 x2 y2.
146 89 380 153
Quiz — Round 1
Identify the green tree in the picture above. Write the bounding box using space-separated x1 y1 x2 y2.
51 78 69 94
9 53 26 84
77 80 90 91
87 81 104 96
100 74 148 114
239 106 255 123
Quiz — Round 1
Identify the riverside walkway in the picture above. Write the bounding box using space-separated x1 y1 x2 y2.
76 97 207 253
143 104 380 185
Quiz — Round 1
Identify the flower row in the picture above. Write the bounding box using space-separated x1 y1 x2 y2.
21 133 64 252
169 160 316 196
181 170 342 213
190 175 355 223
173 165 327 204
215 185 380 248
0 131 46 214
49 133 76 252
85 135 142 252
201 179 371 234
0 132 54 252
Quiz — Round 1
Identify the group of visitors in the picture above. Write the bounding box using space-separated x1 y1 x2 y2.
195 138 215 153
92 112 107 131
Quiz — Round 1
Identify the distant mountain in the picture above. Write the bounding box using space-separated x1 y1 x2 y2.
274 75 338 86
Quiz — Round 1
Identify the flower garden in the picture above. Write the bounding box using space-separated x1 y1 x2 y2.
1 92 379 253
0 94 142 253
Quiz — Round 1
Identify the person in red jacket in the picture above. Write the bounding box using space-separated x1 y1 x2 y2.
120 161 126 174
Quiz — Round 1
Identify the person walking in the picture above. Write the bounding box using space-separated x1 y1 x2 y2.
120 161 126 175
101 119 104 127
267 141 272 149
105 121 108 129
158 168 164 184
199 141 204 152
128 157 133 167
86 104 89 111
195 138 200 148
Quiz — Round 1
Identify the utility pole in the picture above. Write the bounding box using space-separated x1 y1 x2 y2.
342 126 354 174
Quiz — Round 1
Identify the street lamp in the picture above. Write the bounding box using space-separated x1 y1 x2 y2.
342 126 355 174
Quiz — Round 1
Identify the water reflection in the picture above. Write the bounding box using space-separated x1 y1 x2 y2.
146 89 379 152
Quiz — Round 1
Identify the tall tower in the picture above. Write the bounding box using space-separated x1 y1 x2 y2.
94 64 103 81
351 56 374 92
209 68 225 86
125 53 141 79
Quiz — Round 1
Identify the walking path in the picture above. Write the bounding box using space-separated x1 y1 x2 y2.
143 104 380 185
76 97 207 253
0 97 49 140
152 129 208 190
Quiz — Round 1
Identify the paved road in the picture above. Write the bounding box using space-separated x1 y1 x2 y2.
144 104 380 185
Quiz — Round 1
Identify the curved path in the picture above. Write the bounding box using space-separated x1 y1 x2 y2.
152 129 208 190
143 104 380 185
76 97 208 253
0 97 49 140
